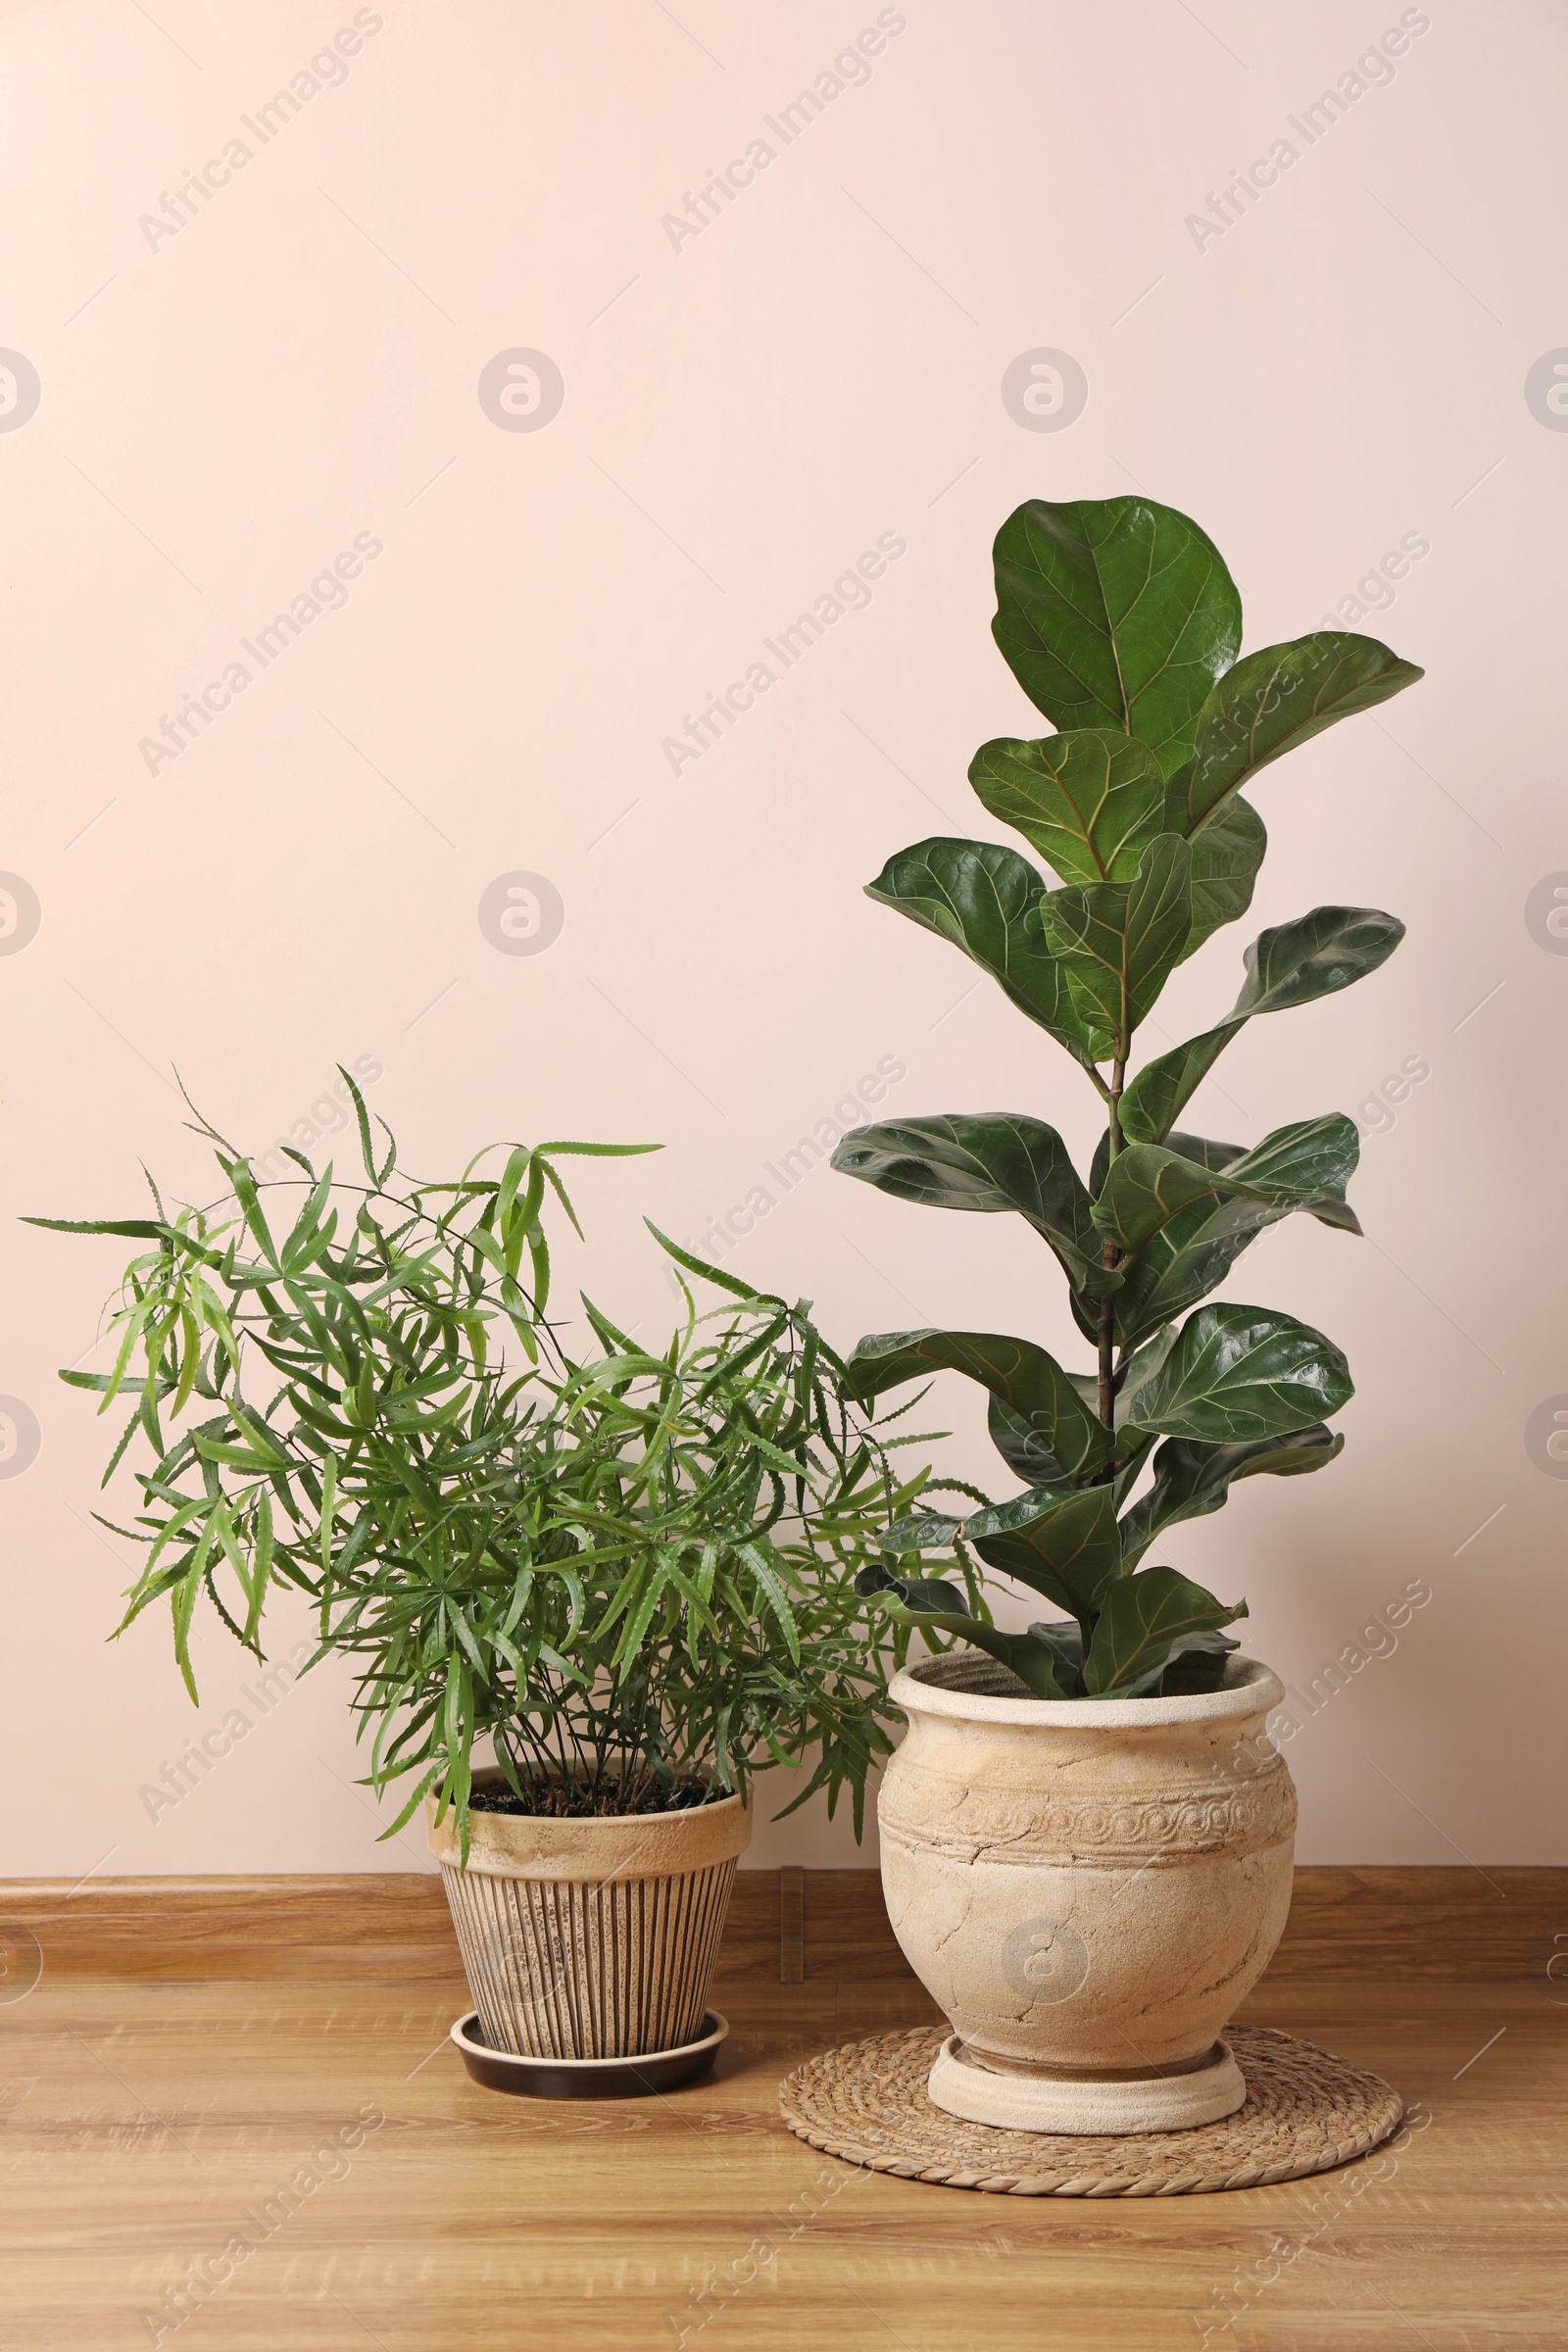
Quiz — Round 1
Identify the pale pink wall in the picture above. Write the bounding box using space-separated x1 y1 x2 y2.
2 0 1563 1878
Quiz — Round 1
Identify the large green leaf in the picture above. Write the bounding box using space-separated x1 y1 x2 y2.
992 497 1243 776
845 1328 1112 1481
1174 632 1425 834
830 1115 1100 1292
1118 1028 1248 1148
1083 1566 1248 1696
1181 794 1266 960
1109 1204 1271 1349
860 1568 1073 1699
987 1395 1079 1486
866 839 1104 1065
1111 1158 1360 1350
967 728 1169 885
964 1482 1122 1620
1121 1302 1352 1444
1235 905 1407 1016
1118 905 1405 1144
1119 1425 1344 1568
1093 1114 1361 1258
1039 836 1193 1055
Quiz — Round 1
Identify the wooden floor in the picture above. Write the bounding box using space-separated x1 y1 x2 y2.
4 1892 1566 2349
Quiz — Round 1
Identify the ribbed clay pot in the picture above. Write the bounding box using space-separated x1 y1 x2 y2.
879 1652 1296 2133
427 1771 751 2060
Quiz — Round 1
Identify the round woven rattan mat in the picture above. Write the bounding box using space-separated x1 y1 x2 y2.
778 2023 1403 2196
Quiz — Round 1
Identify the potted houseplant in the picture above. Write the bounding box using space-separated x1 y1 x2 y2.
834 493 1421 2132
37 1091 932 2093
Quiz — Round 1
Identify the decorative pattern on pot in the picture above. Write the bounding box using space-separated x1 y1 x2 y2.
427 1778 752 2061
879 1654 1296 2123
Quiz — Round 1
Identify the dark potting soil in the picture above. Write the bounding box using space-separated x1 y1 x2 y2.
467 1780 729 1820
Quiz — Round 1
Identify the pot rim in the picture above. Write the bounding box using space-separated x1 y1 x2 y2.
889 1650 1285 1731
437 1764 752 1832
425 1767 754 1879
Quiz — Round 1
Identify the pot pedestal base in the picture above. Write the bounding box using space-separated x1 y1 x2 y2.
927 2033 1246 2135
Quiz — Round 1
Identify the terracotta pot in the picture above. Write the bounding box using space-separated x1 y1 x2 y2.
879 1651 1296 2132
427 1771 751 2061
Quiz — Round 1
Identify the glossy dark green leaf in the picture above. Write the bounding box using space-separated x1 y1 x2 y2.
1180 794 1266 961
1093 1146 1240 1257
1235 905 1407 1017
845 1328 1112 1480
987 1395 1068 1485
1108 1130 1351 1344
1119 1425 1344 1567
1156 1628 1242 1694
1118 1026 1248 1147
1093 1114 1361 1258
1082 1566 1247 1696
1119 906 1405 1144
1121 1302 1352 1444
1026 1617 1085 1688
992 497 1243 775
965 1482 1122 1619
894 1576 970 1613
1174 632 1425 834
967 728 1169 884
1039 836 1193 1054
1088 1126 1242 1200
866 839 1103 1065
870 1594 1073 1699
1110 1196 1318 1349
874 1512 967 1556
831 1114 1100 1291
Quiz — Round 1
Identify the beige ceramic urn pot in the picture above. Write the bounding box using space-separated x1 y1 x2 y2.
879 1651 1297 2133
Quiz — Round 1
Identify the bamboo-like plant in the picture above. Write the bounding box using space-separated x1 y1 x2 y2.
836 494 1421 1700
34 1088 940 1846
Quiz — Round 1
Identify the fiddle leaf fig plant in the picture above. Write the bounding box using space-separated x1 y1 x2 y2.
835 494 1420 1701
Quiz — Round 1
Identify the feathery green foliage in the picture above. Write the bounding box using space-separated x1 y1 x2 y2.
37 1085 945 1848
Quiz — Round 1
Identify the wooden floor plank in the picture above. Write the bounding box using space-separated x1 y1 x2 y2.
3 1960 1564 2350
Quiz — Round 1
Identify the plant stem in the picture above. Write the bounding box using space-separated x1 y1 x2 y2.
1097 1057 1126 1432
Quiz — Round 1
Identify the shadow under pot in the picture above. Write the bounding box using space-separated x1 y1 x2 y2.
878 1653 1297 2134
427 1771 752 2096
